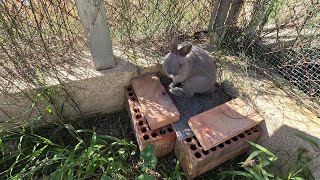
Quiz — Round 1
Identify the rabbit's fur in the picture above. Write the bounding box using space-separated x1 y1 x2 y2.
163 35 217 98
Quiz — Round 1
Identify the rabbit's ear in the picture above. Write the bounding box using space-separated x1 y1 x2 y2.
171 35 179 53
178 44 192 57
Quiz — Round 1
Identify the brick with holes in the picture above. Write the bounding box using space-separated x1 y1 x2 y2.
125 86 176 158
188 98 264 151
131 74 180 130
174 126 262 179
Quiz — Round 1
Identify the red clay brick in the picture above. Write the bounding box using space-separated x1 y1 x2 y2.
131 74 180 130
175 125 262 179
188 98 264 151
125 86 176 158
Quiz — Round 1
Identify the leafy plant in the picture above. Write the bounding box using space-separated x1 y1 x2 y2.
295 132 320 150
136 143 186 180
284 147 314 180
220 140 316 180
285 132 320 180
0 124 136 179
220 141 278 180
168 159 186 180
27 68 59 126
137 144 158 180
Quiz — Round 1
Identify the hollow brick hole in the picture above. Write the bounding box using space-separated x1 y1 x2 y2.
245 130 252 135
239 133 245 138
218 143 224 148
225 140 231 145
190 144 197 150
186 138 192 143
160 129 166 135
195 152 202 158
167 127 174 132
143 134 149 140
202 150 209 155
138 121 144 126
151 132 157 138
136 114 142 119
251 126 259 132
133 108 139 113
141 127 147 133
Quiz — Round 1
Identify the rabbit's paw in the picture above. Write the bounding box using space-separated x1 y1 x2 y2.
169 82 183 89
169 87 184 97
169 83 175 89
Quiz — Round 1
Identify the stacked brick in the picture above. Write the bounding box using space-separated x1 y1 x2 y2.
125 74 264 178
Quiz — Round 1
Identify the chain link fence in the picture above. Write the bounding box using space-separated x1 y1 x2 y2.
222 0 320 113
104 0 213 64
103 0 319 113
0 0 319 116
255 0 319 99
0 0 86 92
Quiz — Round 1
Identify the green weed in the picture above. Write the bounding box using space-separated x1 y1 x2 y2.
0 124 136 179
220 140 316 180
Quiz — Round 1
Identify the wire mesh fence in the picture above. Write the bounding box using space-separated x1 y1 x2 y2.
229 0 320 104
0 0 319 115
103 0 319 115
223 0 319 115
104 0 213 63
0 0 86 92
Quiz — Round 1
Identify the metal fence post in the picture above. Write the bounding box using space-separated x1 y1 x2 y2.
75 0 115 70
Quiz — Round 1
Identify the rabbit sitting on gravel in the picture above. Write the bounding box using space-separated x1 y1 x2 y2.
163 35 217 98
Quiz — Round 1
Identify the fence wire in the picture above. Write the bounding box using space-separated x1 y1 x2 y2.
238 0 320 100
104 0 212 59
0 0 319 116
0 0 85 92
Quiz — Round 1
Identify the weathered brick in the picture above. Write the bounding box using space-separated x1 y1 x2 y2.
131 74 180 130
188 98 264 151
125 86 176 158
175 125 262 179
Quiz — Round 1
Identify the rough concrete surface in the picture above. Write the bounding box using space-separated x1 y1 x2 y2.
216 52 320 179
160 77 232 140
0 56 159 130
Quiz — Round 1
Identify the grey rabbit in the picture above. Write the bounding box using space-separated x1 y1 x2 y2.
163 35 217 98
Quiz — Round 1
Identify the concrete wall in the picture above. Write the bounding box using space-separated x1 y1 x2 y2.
0 57 162 130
